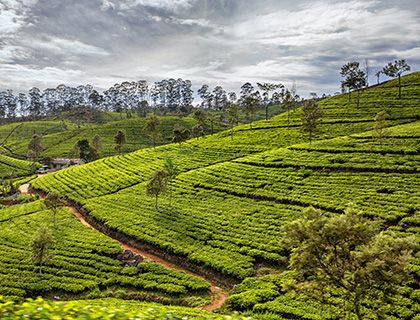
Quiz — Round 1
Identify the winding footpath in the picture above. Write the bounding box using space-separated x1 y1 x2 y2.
18 181 227 312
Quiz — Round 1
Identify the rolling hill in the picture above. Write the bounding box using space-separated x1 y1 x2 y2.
1 72 419 319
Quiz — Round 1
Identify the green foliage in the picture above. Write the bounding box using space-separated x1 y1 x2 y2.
146 169 168 210
300 100 323 144
114 130 126 153
0 155 39 178
27 134 43 160
44 192 64 226
0 297 248 319
76 139 99 163
283 205 416 319
31 226 54 274
144 115 161 146
0 202 210 305
19 72 420 316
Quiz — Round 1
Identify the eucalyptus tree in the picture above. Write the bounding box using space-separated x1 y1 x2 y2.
340 62 366 106
257 82 284 120
382 59 411 99
212 86 228 110
28 87 44 118
198 84 213 109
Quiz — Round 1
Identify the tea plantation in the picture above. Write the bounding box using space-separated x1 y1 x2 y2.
1 72 419 319
0 201 211 306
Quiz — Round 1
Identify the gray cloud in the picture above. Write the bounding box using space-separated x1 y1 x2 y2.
0 0 419 96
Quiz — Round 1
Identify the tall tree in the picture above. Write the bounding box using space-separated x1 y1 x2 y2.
243 95 258 129
31 226 54 274
301 100 323 144
146 170 168 210
257 83 284 120
44 193 64 227
212 86 228 111
382 59 411 99
340 62 366 106
197 84 212 109
28 87 44 118
143 115 161 147
28 134 44 162
283 206 415 320
114 130 126 153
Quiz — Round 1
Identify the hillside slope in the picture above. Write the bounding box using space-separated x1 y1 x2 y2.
32 72 420 277
14 71 420 318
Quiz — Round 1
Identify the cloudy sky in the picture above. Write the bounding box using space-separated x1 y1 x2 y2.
0 0 419 97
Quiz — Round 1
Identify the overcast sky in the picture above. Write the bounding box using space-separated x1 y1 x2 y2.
0 0 419 97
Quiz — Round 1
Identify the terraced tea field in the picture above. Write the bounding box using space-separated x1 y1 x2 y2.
1 72 419 319
0 200 211 306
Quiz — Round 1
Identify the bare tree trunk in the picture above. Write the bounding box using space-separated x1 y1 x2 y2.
265 104 269 120
155 194 158 210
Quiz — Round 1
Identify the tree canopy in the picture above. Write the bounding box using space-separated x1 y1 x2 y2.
283 205 415 320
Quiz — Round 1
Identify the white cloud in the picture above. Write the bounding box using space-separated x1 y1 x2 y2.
0 64 83 91
23 36 110 58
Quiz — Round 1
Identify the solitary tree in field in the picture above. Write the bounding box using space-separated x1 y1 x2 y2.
382 59 411 99
374 110 389 142
114 130 126 153
92 134 102 154
283 206 415 320
76 139 98 163
28 134 44 162
146 170 168 210
301 100 323 144
31 226 54 274
143 115 161 147
44 193 64 227
163 157 179 206
340 62 366 106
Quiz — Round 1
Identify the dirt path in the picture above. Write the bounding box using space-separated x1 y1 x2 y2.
18 182 227 312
